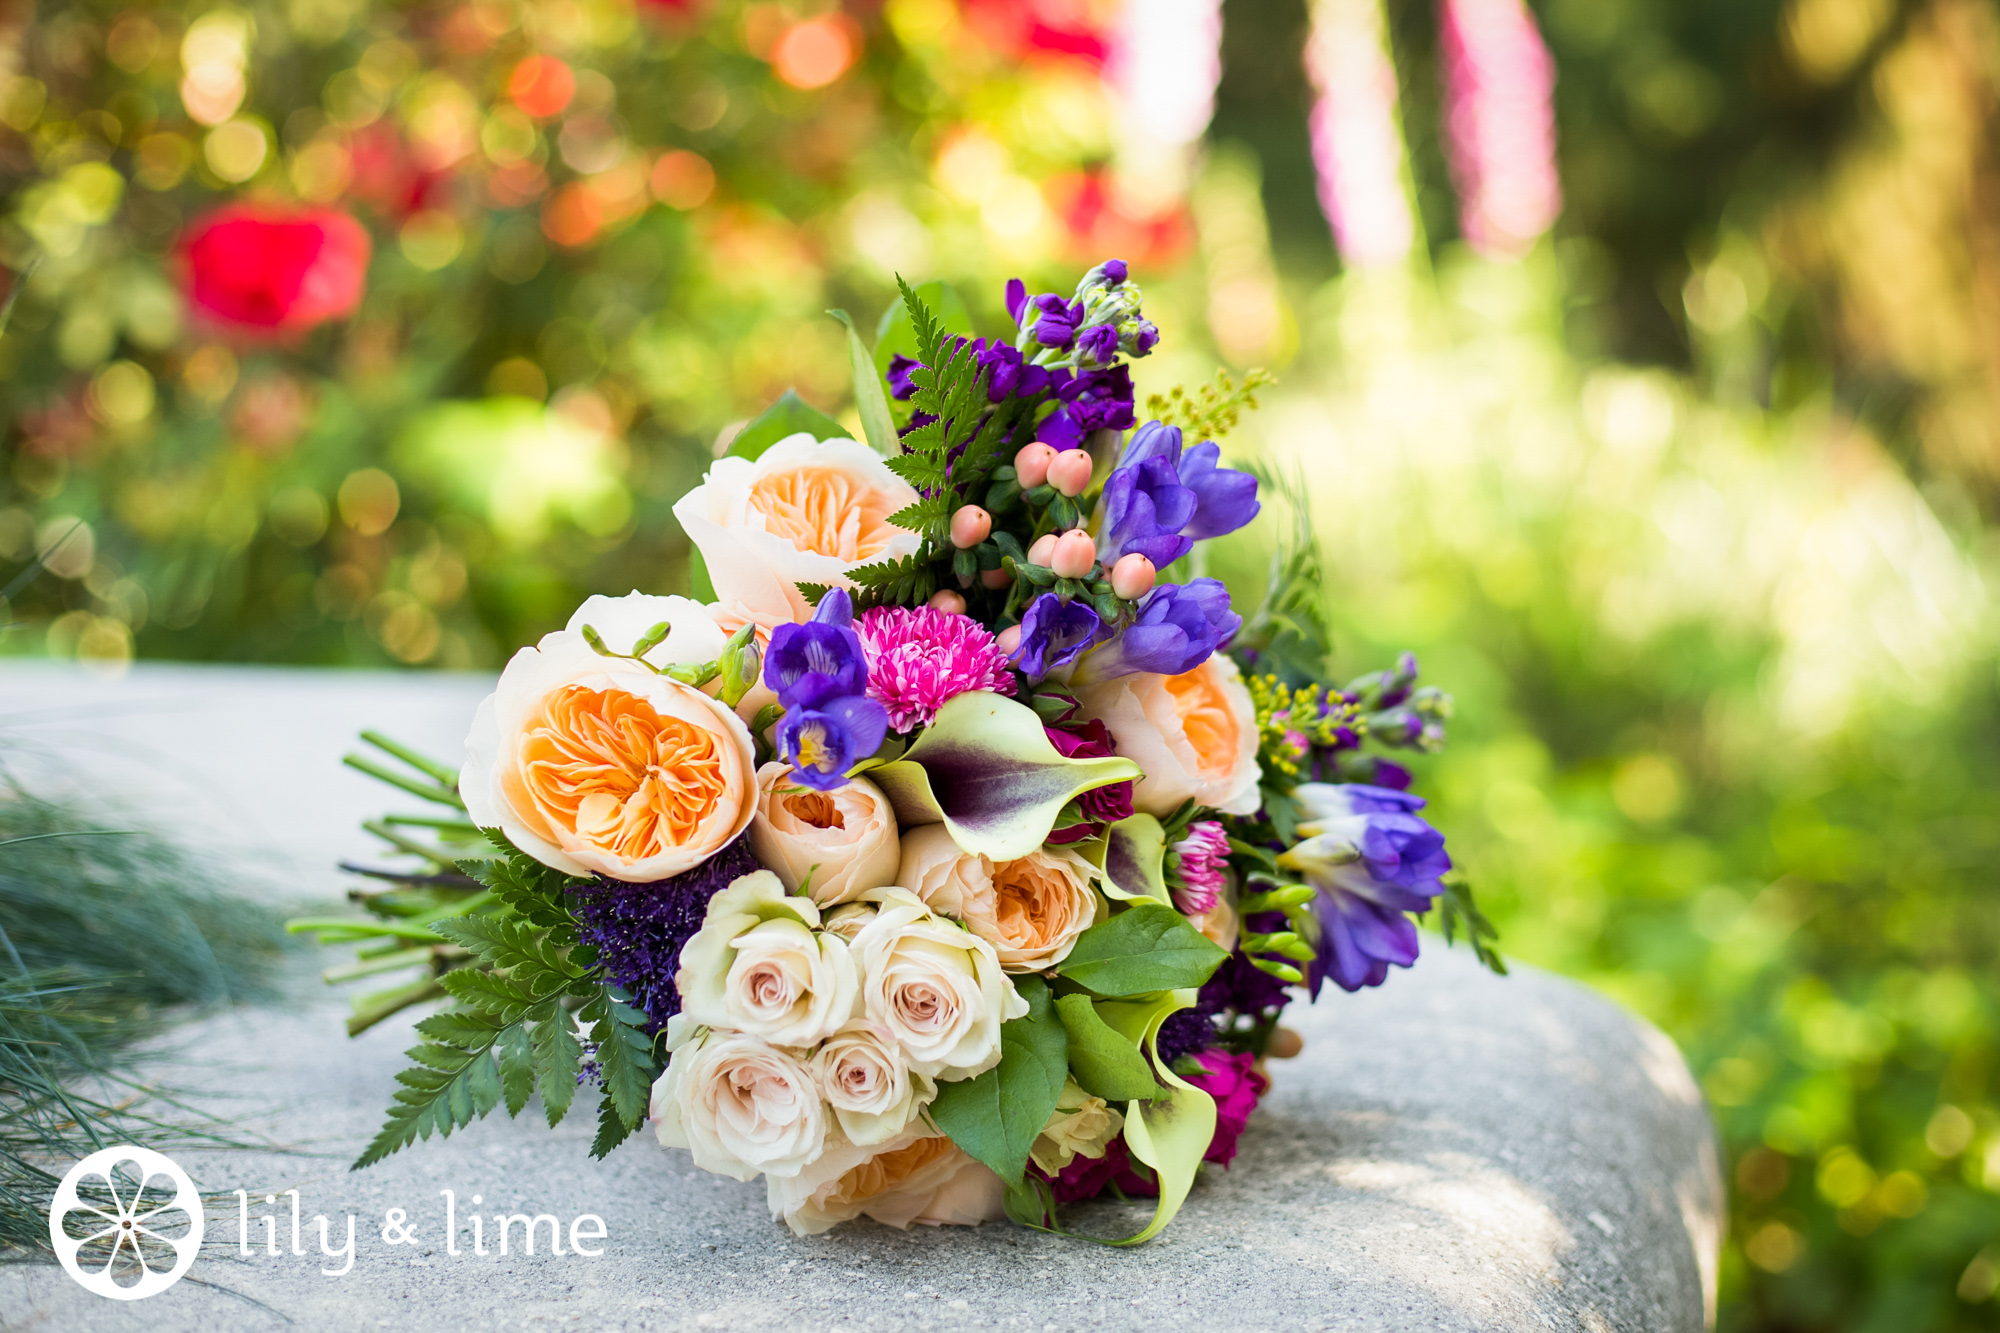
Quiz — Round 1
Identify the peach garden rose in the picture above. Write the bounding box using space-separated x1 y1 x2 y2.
671 433 922 627
746 761 902 906
461 594 758 882
895 825 1101 972
1073 652 1261 818
767 1125 1005 1236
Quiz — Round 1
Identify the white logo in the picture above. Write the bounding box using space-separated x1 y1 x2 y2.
48 1145 204 1300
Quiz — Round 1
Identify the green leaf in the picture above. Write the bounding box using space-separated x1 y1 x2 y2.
352 1007 514 1170
928 974 1068 1186
1056 904 1229 997
496 1021 535 1117
727 388 852 460
583 984 658 1154
1438 873 1507 976
868 692 1143 860
438 965 538 1021
686 546 717 602
831 309 898 457
1054 992 1163 1101
1082 814 1172 905
433 915 584 985
1090 990 1217 1247
529 1000 583 1127
873 280 974 380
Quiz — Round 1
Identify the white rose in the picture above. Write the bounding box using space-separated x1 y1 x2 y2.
850 888 1027 1081
671 433 922 625
1029 1078 1125 1176
896 825 1102 972
809 1019 936 1146
1073 652 1261 817
676 871 856 1047
748 761 903 906
821 902 879 942
461 604 758 883
651 1028 827 1181
767 1125 1005 1236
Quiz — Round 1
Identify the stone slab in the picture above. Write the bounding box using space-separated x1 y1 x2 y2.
0 662 1724 1331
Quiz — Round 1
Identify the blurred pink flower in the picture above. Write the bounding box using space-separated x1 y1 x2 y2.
1303 0 1416 266
1439 0 1562 257
179 205 371 335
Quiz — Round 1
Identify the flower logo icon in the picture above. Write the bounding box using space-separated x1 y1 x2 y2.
48 1145 203 1300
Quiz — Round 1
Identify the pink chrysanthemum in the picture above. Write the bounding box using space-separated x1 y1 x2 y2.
1171 820 1230 915
853 606 1017 732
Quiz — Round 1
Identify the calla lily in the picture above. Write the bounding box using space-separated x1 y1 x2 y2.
1080 814 1172 905
1089 988 1217 1247
868 692 1142 861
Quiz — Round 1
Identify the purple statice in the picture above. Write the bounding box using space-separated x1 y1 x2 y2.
1094 455 1196 569
568 836 763 1032
1117 421 1261 541
1010 593 1102 680
1071 578 1240 684
1278 783 1451 993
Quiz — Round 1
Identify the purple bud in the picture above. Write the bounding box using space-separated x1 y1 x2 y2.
1102 258 1128 285
1005 277 1028 325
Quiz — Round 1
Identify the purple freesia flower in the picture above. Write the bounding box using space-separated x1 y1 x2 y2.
1278 783 1452 994
1096 456 1197 569
1070 579 1240 684
764 589 868 709
774 695 889 792
1010 593 1102 680
1116 421 1260 540
974 338 1050 403
1126 320 1160 356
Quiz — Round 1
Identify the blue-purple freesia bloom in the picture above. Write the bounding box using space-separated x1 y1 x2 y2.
1010 593 1103 680
1278 783 1452 993
1070 578 1241 684
1118 421 1261 540
765 590 889 790
764 588 868 708
1096 455 1197 568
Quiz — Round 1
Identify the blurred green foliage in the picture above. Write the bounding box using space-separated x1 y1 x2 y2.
5 0 2000 1327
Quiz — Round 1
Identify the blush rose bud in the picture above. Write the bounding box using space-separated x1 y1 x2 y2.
1027 533 1058 567
949 505 992 550
1047 449 1093 498
1109 552 1156 600
927 589 968 614
1014 443 1056 489
1051 529 1097 579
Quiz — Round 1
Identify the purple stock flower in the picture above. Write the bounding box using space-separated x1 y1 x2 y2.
1075 323 1120 365
1010 593 1103 679
1005 277 1029 325
1036 365 1138 449
1278 783 1452 994
973 338 1050 403
1127 321 1160 356
775 695 889 792
1071 578 1240 684
1118 421 1260 540
764 589 868 708
886 354 921 401
1101 258 1129 285
1096 455 1197 569
1029 293 1084 349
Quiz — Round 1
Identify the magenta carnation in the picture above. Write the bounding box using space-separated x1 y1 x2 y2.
853 606 1018 732
1171 820 1230 915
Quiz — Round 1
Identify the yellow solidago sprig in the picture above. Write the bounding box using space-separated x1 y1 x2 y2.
1248 676 1362 780
1142 368 1275 442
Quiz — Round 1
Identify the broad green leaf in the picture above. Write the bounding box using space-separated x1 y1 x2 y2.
1091 989 1217 1247
353 1010 515 1170
928 975 1068 1186
529 1001 582 1128
726 388 852 460
1056 904 1229 997
686 546 716 602
873 280 975 380
831 309 898 457
1054 992 1163 1101
1081 814 1172 905
869 692 1142 860
496 1021 534 1117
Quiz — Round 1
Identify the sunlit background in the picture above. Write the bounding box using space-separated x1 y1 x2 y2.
4 0 1999 1324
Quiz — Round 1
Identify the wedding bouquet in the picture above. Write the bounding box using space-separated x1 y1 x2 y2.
301 261 1500 1243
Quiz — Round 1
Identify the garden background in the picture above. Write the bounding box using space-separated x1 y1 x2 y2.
2 0 1997 1326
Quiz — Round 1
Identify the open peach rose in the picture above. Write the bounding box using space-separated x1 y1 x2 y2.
462 599 758 882
672 434 922 625
748 761 902 906
895 825 1101 972
1073 653 1261 817
767 1124 1005 1236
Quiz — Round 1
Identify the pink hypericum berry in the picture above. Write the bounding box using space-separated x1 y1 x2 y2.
997 624 1022 654
949 505 992 549
980 567 1012 589
1110 553 1156 600
1014 442 1056 489
1048 449 1094 498
1027 533 1058 567
928 589 968 614
1051 529 1097 579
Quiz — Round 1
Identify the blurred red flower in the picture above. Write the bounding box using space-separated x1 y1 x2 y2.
180 205 373 334
958 0 1109 66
